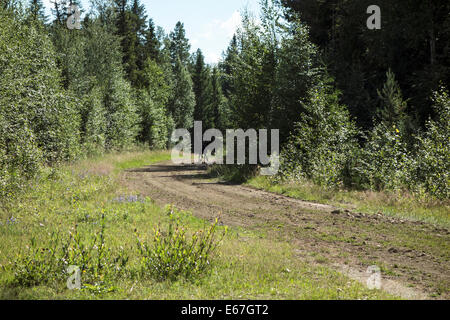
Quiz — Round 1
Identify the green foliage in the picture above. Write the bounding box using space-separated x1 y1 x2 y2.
12 215 129 289
135 205 226 281
280 84 359 188
136 90 171 149
281 0 450 129
136 58 173 149
414 88 450 199
104 75 140 150
354 123 412 192
169 21 191 65
192 49 214 128
168 57 195 129
82 87 108 155
0 9 80 195
227 11 277 130
210 67 230 131
377 70 408 127
1 0 448 202
273 14 320 140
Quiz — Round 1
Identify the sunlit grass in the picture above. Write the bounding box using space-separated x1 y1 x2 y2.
247 176 450 228
0 151 396 300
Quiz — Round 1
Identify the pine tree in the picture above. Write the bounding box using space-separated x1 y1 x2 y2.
50 0 64 25
168 57 195 129
227 11 276 130
273 18 320 141
377 70 408 127
219 34 238 99
131 0 148 85
28 0 47 23
137 58 172 148
192 49 213 128
143 18 160 62
169 22 191 66
114 0 137 86
210 67 228 130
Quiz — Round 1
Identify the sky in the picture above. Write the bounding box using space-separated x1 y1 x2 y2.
42 0 261 64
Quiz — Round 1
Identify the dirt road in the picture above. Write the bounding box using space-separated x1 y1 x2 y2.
123 162 449 299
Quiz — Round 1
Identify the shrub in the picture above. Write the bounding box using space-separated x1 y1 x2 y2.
104 76 140 150
12 215 129 289
82 86 107 155
413 88 450 199
279 84 359 188
0 9 80 196
135 205 226 281
352 123 412 192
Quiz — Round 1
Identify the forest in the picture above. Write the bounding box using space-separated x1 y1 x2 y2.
0 0 448 201
0 0 449 301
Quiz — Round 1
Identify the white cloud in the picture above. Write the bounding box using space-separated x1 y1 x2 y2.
220 11 242 38
191 11 243 64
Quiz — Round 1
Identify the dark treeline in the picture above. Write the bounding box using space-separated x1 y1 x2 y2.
0 0 448 200
281 0 450 130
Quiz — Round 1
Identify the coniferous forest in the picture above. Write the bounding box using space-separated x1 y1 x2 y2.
1 0 448 199
0 0 449 301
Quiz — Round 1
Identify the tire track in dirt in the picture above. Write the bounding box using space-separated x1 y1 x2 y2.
123 162 449 299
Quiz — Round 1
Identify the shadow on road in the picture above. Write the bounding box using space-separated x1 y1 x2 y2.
126 163 242 185
127 164 207 173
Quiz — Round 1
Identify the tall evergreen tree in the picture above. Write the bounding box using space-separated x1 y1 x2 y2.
219 34 238 99
168 57 195 129
131 0 148 81
143 18 161 62
169 22 191 66
192 49 213 128
28 0 47 23
210 66 228 130
114 0 137 86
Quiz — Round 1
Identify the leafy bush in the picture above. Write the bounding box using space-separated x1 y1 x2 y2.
413 88 450 199
81 86 108 155
0 9 80 196
135 205 226 281
12 215 129 289
279 84 359 188
136 89 172 150
104 76 140 150
351 123 412 192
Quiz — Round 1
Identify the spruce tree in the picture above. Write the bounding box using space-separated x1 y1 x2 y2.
28 0 47 23
169 22 191 66
143 18 161 62
192 49 213 128
210 66 228 130
168 57 195 129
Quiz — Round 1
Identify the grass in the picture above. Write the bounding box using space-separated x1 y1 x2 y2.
0 151 396 299
246 176 450 228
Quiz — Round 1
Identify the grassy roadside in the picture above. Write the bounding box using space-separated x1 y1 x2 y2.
247 176 450 228
0 151 396 300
